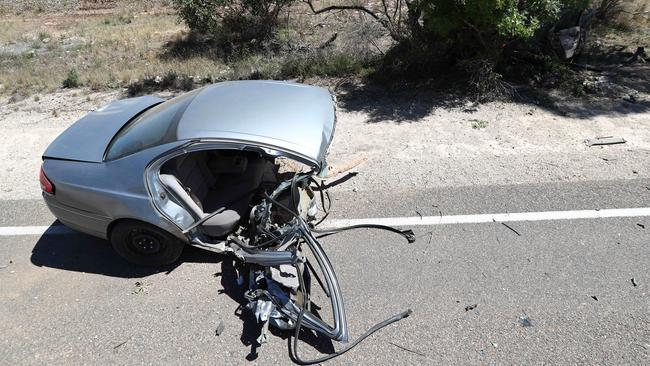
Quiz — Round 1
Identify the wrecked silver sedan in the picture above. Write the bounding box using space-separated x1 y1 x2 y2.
40 80 412 363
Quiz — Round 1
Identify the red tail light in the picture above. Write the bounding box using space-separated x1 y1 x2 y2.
39 165 55 194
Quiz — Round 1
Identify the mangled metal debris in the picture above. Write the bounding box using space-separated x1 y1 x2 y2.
194 171 415 363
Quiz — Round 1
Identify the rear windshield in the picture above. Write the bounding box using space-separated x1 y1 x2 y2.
105 90 200 160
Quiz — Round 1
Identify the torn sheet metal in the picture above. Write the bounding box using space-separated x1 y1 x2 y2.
189 167 413 362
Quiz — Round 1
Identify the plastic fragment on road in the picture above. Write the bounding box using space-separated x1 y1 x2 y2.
584 136 626 147
518 314 533 327
464 304 478 311
215 321 225 336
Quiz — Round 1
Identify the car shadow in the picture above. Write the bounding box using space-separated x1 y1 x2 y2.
30 222 335 360
30 222 223 278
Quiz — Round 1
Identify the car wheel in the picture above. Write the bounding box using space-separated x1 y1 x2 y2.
110 221 185 266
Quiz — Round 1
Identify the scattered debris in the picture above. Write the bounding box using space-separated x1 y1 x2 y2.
470 119 488 129
631 278 638 287
420 231 433 245
215 320 225 336
327 153 368 177
501 222 521 236
132 281 146 294
0 259 13 269
584 136 626 147
637 223 645 229
591 295 598 301
388 341 428 357
113 340 128 350
464 304 478 312
518 314 533 327
415 210 423 219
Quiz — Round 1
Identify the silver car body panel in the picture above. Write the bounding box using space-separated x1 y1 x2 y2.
177 81 335 168
41 81 336 240
42 141 188 239
43 95 164 162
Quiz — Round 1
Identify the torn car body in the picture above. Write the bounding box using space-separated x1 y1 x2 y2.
41 81 411 360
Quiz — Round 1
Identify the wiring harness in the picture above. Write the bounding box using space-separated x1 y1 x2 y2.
232 172 414 364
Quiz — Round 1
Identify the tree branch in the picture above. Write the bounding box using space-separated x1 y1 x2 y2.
381 0 392 23
303 0 405 41
303 0 382 21
463 20 488 51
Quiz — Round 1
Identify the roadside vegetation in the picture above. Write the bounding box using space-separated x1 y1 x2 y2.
0 0 647 107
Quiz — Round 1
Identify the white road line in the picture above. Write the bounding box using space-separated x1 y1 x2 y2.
321 207 650 229
0 225 73 236
1 207 649 236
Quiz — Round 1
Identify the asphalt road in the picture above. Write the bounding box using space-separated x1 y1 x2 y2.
1 179 649 365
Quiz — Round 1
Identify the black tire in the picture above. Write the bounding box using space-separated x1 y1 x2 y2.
110 221 185 266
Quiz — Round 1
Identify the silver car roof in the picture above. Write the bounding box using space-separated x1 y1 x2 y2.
177 81 336 167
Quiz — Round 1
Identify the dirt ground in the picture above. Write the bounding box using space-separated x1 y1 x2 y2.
1 84 649 201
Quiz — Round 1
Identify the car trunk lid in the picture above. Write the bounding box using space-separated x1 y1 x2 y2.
43 95 164 163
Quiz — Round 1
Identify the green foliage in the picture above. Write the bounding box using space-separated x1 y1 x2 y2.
418 0 592 48
172 0 294 43
62 69 80 88
470 119 489 129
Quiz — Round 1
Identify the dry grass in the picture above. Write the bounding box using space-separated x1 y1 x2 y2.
5 1 641 98
0 8 229 95
0 3 383 96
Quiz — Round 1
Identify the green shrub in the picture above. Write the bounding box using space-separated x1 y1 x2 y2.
126 72 195 97
172 0 294 44
417 0 592 56
62 69 80 88
280 51 375 79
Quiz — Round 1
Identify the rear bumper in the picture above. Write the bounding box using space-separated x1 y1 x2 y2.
43 193 111 239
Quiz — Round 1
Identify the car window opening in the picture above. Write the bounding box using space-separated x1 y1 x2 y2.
105 89 201 161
